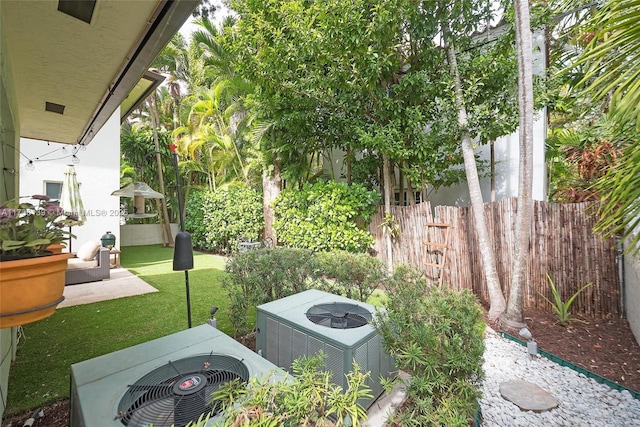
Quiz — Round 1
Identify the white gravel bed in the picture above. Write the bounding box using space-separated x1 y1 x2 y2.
480 328 640 426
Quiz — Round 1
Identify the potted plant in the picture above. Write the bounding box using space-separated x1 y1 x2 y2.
0 195 76 328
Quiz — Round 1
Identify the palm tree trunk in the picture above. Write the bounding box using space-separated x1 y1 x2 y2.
263 130 281 245
406 167 416 206
148 96 175 247
398 163 405 206
262 169 281 245
382 154 393 272
155 198 168 245
445 35 506 320
503 0 535 330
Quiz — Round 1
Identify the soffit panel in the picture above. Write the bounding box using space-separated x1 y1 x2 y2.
3 0 161 144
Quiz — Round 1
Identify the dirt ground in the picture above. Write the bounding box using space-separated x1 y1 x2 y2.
3 310 639 427
501 306 640 392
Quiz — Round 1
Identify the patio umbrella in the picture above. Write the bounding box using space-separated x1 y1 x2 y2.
60 165 86 252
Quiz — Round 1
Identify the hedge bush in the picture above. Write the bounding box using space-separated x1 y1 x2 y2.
374 266 485 426
185 186 263 254
273 180 380 253
222 247 386 337
313 250 385 302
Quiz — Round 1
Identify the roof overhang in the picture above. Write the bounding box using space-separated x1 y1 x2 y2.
2 0 198 146
119 70 166 124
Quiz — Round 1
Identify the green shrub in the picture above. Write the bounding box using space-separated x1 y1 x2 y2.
184 190 208 249
273 180 380 253
313 250 385 301
374 265 485 427
222 248 320 336
185 186 263 254
210 353 371 426
222 247 385 337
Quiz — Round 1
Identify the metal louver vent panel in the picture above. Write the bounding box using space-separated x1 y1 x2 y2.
278 323 292 369
117 354 249 427
324 344 345 389
308 335 324 358
266 317 278 364
292 329 308 362
354 335 384 398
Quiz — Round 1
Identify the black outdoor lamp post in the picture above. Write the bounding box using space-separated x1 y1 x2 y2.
112 144 194 328
170 143 194 329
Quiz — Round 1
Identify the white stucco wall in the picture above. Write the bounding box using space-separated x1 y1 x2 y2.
624 235 640 345
429 109 548 206
1 5 19 418
19 110 121 252
120 223 180 246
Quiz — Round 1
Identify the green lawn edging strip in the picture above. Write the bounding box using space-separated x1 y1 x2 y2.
498 331 640 400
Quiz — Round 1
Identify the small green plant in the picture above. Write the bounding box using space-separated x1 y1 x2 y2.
210 353 372 426
0 195 76 259
222 248 320 336
540 273 592 327
379 212 400 239
313 250 386 301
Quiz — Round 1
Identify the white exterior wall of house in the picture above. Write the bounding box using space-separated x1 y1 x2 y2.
428 109 547 205
1 11 20 419
19 110 121 253
625 236 640 344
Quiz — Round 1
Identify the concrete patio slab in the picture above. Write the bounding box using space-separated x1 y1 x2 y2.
58 267 158 308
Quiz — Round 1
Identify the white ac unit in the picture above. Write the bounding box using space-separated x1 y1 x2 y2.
70 324 285 427
256 289 395 409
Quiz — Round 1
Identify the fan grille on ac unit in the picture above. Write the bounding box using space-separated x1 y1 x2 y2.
117 354 249 427
305 302 371 329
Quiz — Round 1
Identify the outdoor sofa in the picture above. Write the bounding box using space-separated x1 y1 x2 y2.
65 242 111 285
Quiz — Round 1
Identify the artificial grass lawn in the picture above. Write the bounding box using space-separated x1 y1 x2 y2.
5 245 235 416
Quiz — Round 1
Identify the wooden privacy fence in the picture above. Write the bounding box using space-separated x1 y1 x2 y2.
369 198 621 319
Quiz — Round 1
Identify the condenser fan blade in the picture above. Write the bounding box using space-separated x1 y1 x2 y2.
118 354 249 426
306 302 371 329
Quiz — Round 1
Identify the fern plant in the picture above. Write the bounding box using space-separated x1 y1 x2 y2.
208 353 371 426
540 273 592 327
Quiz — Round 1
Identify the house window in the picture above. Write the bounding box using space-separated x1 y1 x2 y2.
45 181 63 205
394 190 423 206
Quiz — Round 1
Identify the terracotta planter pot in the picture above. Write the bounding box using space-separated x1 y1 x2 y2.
0 252 72 328
46 243 66 254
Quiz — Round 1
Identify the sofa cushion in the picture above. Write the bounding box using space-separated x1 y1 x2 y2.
67 258 99 270
76 241 101 261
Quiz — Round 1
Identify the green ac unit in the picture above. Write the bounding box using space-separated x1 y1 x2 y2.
256 289 395 409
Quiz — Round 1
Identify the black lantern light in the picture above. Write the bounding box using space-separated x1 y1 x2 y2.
173 231 194 271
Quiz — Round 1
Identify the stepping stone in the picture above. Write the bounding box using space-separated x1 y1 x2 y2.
499 380 559 412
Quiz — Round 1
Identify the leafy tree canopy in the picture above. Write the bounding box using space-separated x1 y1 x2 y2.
223 0 521 193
